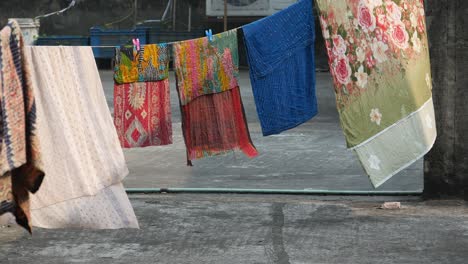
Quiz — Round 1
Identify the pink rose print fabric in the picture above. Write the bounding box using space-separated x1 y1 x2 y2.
316 0 437 187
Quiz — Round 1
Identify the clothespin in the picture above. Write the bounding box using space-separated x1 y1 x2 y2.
205 29 213 42
132 38 140 52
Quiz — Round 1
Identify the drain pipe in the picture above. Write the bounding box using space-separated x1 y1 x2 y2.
126 188 422 196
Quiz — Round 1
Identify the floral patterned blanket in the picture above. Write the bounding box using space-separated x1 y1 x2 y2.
316 0 437 187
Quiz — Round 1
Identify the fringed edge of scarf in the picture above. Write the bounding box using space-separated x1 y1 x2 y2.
179 86 258 165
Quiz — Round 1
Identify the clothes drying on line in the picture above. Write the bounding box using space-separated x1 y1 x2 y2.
316 0 436 187
242 0 318 136
25 45 139 229
0 20 45 233
173 29 258 164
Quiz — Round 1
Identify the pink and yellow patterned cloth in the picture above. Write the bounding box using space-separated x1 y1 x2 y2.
173 29 240 106
316 0 436 187
173 29 258 164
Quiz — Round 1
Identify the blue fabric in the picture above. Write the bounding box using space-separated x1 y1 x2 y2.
242 0 317 136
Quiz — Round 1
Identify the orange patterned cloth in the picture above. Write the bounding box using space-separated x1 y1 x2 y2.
0 20 44 233
114 44 169 84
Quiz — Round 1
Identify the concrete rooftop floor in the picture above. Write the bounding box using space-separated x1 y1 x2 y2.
1 195 468 263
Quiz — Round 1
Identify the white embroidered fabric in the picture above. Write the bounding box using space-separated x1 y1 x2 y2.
25 46 138 229
355 98 437 188
31 182 139 229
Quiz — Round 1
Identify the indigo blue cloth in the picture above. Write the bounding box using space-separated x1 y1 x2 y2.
242 0 317 136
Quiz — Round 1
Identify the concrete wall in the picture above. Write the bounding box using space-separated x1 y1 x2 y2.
424 0 468 199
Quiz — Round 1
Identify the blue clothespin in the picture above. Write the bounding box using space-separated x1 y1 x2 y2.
205 29 213 42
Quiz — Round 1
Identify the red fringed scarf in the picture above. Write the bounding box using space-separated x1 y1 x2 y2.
180 87 258 164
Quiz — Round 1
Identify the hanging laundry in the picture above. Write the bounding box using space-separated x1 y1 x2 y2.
241 0 318 136
173 29 258 164
180 88 256 162
25 46 139 229
0 20 44 233
173 31 239 105
113 44 172 148
114 43 169 84
316 0 436 187
114 80 172 148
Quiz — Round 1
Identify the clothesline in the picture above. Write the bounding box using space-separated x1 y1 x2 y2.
33 27 242 48
88 42 179 48
94 39 183 48
29 42 179 48
33 40 202 48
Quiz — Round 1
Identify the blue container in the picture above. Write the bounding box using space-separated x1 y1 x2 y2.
35 36 89 46
89 27 148 59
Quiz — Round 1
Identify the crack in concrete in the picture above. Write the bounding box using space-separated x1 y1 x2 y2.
270 203 291 264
